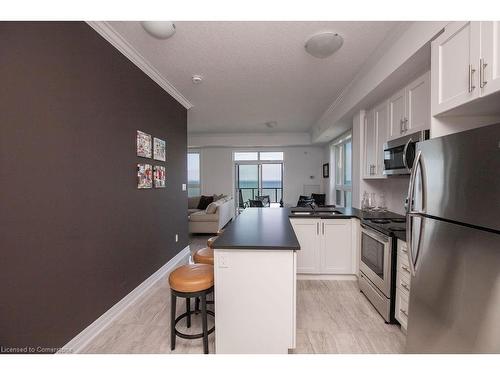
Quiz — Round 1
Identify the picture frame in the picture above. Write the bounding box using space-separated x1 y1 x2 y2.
153 137 166 161
153 165 166 188
137 164 153 189
137 130 152 158
323 163 329 178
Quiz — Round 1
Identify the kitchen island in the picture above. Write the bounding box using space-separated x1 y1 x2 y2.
211 206 406 354
212 208 300 354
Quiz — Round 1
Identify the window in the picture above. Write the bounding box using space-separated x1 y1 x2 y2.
234 152 259 161
187 152 200 197
259 151 284 161
332 132 352 208
234 151 284 161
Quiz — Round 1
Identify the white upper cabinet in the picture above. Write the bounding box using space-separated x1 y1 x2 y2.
431 21 500 116
389 72 430 139
431 21 480 116
363 109 377 178
363 102 388 179
481 21 500 96
374 101 388 176
389 88 406 139
406 71 431 133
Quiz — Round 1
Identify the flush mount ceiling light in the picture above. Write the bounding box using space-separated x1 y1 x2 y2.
192 75 203 84
141 21 176 39
305 32 344 58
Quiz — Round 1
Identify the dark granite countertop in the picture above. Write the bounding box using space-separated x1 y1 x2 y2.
213 206 407 251
212 208 300 250
289 206 405 220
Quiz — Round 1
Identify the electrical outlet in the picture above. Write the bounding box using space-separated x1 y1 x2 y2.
182 183 187 191
218 254 229 268
175 234 178 242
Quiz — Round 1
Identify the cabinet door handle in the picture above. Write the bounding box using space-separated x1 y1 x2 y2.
400 282 410 292
400 118 404 134
404 117 408 132
322 222 325 235
317 222 319 235
469 64 476 93
480 58 488 88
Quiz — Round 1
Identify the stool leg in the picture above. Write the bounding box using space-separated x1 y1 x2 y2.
170 292 176 351
201 293 209 354
195 297 200 313
186 298 191 328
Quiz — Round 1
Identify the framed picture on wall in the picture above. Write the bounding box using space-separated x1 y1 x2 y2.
137 130 152 158
323 163 329 178
137 164 153 189
153 137 166 161
153 165 166 188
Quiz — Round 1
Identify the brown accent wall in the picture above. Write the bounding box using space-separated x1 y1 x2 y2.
0 22 188 352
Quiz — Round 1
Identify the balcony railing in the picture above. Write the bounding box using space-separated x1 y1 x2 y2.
237 187 283 207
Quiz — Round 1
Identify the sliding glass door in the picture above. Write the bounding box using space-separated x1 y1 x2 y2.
235 163 283 209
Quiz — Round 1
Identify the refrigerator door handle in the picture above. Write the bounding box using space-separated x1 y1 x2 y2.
406 150 424 276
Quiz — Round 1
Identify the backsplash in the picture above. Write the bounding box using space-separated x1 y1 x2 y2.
360 176 409 215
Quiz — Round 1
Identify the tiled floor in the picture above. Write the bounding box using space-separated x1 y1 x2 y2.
82 235 405 354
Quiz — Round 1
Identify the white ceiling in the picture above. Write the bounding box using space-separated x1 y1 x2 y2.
108 21 403 134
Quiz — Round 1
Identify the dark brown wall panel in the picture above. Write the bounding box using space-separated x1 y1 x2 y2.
0 22 188 351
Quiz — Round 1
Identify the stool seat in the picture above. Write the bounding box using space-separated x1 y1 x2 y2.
194 247 214 265
207 236 218 248
169 264 214 293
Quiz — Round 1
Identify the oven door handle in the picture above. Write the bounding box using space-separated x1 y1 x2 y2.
361 225 390 243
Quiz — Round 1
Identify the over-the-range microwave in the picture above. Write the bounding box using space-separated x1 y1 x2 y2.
383 130 430 176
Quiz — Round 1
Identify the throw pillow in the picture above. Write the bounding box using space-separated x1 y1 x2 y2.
205 201 219 214
197 195 214 210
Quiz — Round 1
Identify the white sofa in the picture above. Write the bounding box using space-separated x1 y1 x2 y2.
188 195 235 234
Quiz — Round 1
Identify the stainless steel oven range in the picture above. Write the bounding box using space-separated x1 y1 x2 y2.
358 217 405 323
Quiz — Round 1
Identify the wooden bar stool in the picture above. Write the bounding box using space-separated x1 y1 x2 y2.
207 236 218 248
192 247 214 313
169 264 215 354
193 247 214 265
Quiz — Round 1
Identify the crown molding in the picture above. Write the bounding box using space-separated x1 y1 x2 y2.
87 21 193 110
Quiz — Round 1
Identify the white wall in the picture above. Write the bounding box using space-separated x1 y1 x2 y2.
189 132 312 148
195 146 325 207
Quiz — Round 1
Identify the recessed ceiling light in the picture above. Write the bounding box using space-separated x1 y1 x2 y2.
305 32 343 58
192 75 203 84
265 121 277 129
141 21 176 39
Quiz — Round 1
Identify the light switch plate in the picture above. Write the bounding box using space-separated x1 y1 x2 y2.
182 183 187 191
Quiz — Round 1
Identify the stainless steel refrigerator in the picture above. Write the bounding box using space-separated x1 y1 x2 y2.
405 123 500 353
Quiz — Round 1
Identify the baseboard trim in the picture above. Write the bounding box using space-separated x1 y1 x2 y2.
297 274 358 281
58 245 191 354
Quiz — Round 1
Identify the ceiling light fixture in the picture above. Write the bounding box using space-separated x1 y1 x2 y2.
141 21 176 39
305 32 344 58
265 121 277 129
192 75 203 84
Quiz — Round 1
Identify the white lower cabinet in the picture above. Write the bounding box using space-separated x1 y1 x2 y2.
291 218 354 275
395 239 411 330
292 218 321 273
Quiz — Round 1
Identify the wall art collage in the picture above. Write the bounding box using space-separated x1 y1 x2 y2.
137 130 166 189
